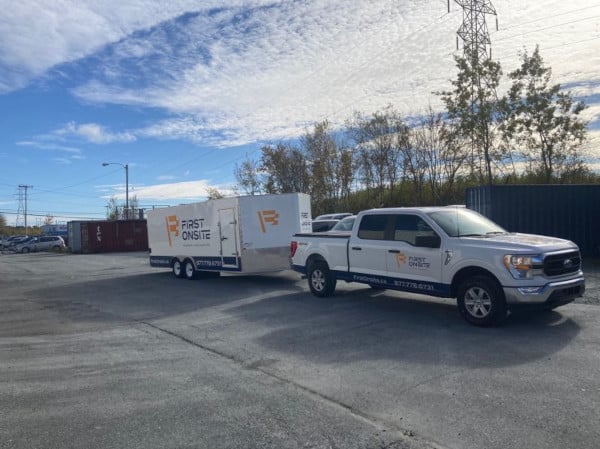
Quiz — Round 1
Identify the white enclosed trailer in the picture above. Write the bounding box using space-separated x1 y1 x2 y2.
147 193 312 279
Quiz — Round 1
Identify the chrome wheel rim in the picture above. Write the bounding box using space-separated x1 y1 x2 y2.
310 269 325 292
185 262 194 278
173 261 182 276
464 286 492 318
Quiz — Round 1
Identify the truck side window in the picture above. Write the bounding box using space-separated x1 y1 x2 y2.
357 215 388 240
394 215 437 246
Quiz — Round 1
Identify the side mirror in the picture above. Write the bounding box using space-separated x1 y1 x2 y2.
415 234 441 248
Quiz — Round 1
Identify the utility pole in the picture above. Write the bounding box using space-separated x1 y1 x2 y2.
449 0 497 62
17 185 33 236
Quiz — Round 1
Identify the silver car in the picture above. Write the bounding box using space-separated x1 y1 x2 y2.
13 236 66 253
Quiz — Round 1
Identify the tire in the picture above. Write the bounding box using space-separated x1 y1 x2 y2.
307 261 336 297
172 259 184 278
183 260 196 280
21 247 30 254
457 275 507 327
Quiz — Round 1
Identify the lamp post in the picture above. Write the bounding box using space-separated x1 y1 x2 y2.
102 162 129 219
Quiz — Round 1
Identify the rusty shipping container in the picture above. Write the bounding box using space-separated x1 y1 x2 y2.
68 220 148 253
466 184 600 256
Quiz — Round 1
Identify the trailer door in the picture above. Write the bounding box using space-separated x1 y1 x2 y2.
218 208 239 269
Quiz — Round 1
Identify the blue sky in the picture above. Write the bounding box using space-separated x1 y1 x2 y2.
1 0 599 226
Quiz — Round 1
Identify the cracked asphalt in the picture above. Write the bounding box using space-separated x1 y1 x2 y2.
1 252 599 449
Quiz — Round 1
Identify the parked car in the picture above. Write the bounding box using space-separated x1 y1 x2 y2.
314 212 352 220
328 215 356 232
1 235 27 249
13 236 66 253
311 219 339 232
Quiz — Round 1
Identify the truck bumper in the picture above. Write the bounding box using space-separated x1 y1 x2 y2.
503 276 585 308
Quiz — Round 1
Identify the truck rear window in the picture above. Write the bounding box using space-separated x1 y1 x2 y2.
357 215 389 240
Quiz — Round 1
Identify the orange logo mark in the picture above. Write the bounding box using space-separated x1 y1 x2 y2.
396 252 407 265
165 215 180 247
257 210 280 233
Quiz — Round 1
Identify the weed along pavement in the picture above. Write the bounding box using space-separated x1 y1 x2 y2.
1 252 599 449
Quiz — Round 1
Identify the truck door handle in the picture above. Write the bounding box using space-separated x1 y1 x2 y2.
388 250 400 254
221 236 228 241
351 246 362 251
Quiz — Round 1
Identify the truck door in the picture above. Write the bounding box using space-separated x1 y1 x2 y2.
218 208 239 269
385 214 444 295
347 214 391 279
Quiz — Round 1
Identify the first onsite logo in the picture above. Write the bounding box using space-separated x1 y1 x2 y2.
257 210 280 233
164 215 211 247
165 215 180 247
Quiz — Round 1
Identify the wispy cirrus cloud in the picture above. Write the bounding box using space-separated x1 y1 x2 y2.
99 179 235 201
17 140 82 153
68 1 600 149
54 122 136 144
3 1 600 153
0 0 275 93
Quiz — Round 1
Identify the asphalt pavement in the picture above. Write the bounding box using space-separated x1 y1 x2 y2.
1 252 599 449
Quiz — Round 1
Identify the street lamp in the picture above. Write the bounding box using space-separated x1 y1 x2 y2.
102 162 129 219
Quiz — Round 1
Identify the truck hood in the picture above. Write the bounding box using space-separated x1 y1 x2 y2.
458 233 578 253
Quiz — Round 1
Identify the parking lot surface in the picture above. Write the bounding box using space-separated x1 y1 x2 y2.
1 252 599 449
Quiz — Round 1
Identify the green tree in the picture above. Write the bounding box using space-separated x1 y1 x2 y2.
0 213 7 235
438 48 505 185
502 46 588 182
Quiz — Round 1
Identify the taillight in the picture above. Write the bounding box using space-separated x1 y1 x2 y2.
290 241 298 258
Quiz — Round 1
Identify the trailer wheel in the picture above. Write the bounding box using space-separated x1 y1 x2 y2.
457 275 507 327
172 259 184 278
183 260 196 280
307 261 336 297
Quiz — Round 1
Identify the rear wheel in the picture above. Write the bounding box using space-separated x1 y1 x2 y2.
184 260 196 280
457 275 507 327
21 247 30 254
307 261 336 297
172 259 184 278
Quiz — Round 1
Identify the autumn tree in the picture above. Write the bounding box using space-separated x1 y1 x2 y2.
234 157 262 195
413 108 467 204
260 143 310 194
348 106 406 206
106 197 120 220
502 46 588 182
205 188 224 200
301 121 353 213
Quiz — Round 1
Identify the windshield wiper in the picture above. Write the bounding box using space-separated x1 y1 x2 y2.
458 233 485 237
486 231 507 235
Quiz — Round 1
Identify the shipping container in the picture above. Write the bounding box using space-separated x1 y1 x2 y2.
68 220 148 253
466 185 600 256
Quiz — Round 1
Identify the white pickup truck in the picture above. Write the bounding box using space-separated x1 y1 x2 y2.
290 207 585 326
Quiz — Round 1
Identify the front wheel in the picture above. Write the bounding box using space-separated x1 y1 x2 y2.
307 261 336 297
457 275 507 327
21 247 30 254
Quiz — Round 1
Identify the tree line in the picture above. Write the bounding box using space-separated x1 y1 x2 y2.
235 46 598 216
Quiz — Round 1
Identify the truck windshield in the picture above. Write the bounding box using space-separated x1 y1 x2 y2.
427 209 507 237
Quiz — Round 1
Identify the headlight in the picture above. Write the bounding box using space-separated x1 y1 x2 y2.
503 254 543 279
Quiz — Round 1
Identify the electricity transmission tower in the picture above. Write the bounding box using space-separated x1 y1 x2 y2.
16 185 33 235
449 0 498 61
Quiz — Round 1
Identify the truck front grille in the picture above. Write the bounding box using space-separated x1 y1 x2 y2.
543 251 581 277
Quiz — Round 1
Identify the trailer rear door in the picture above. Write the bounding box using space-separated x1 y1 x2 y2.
218 208 239 268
